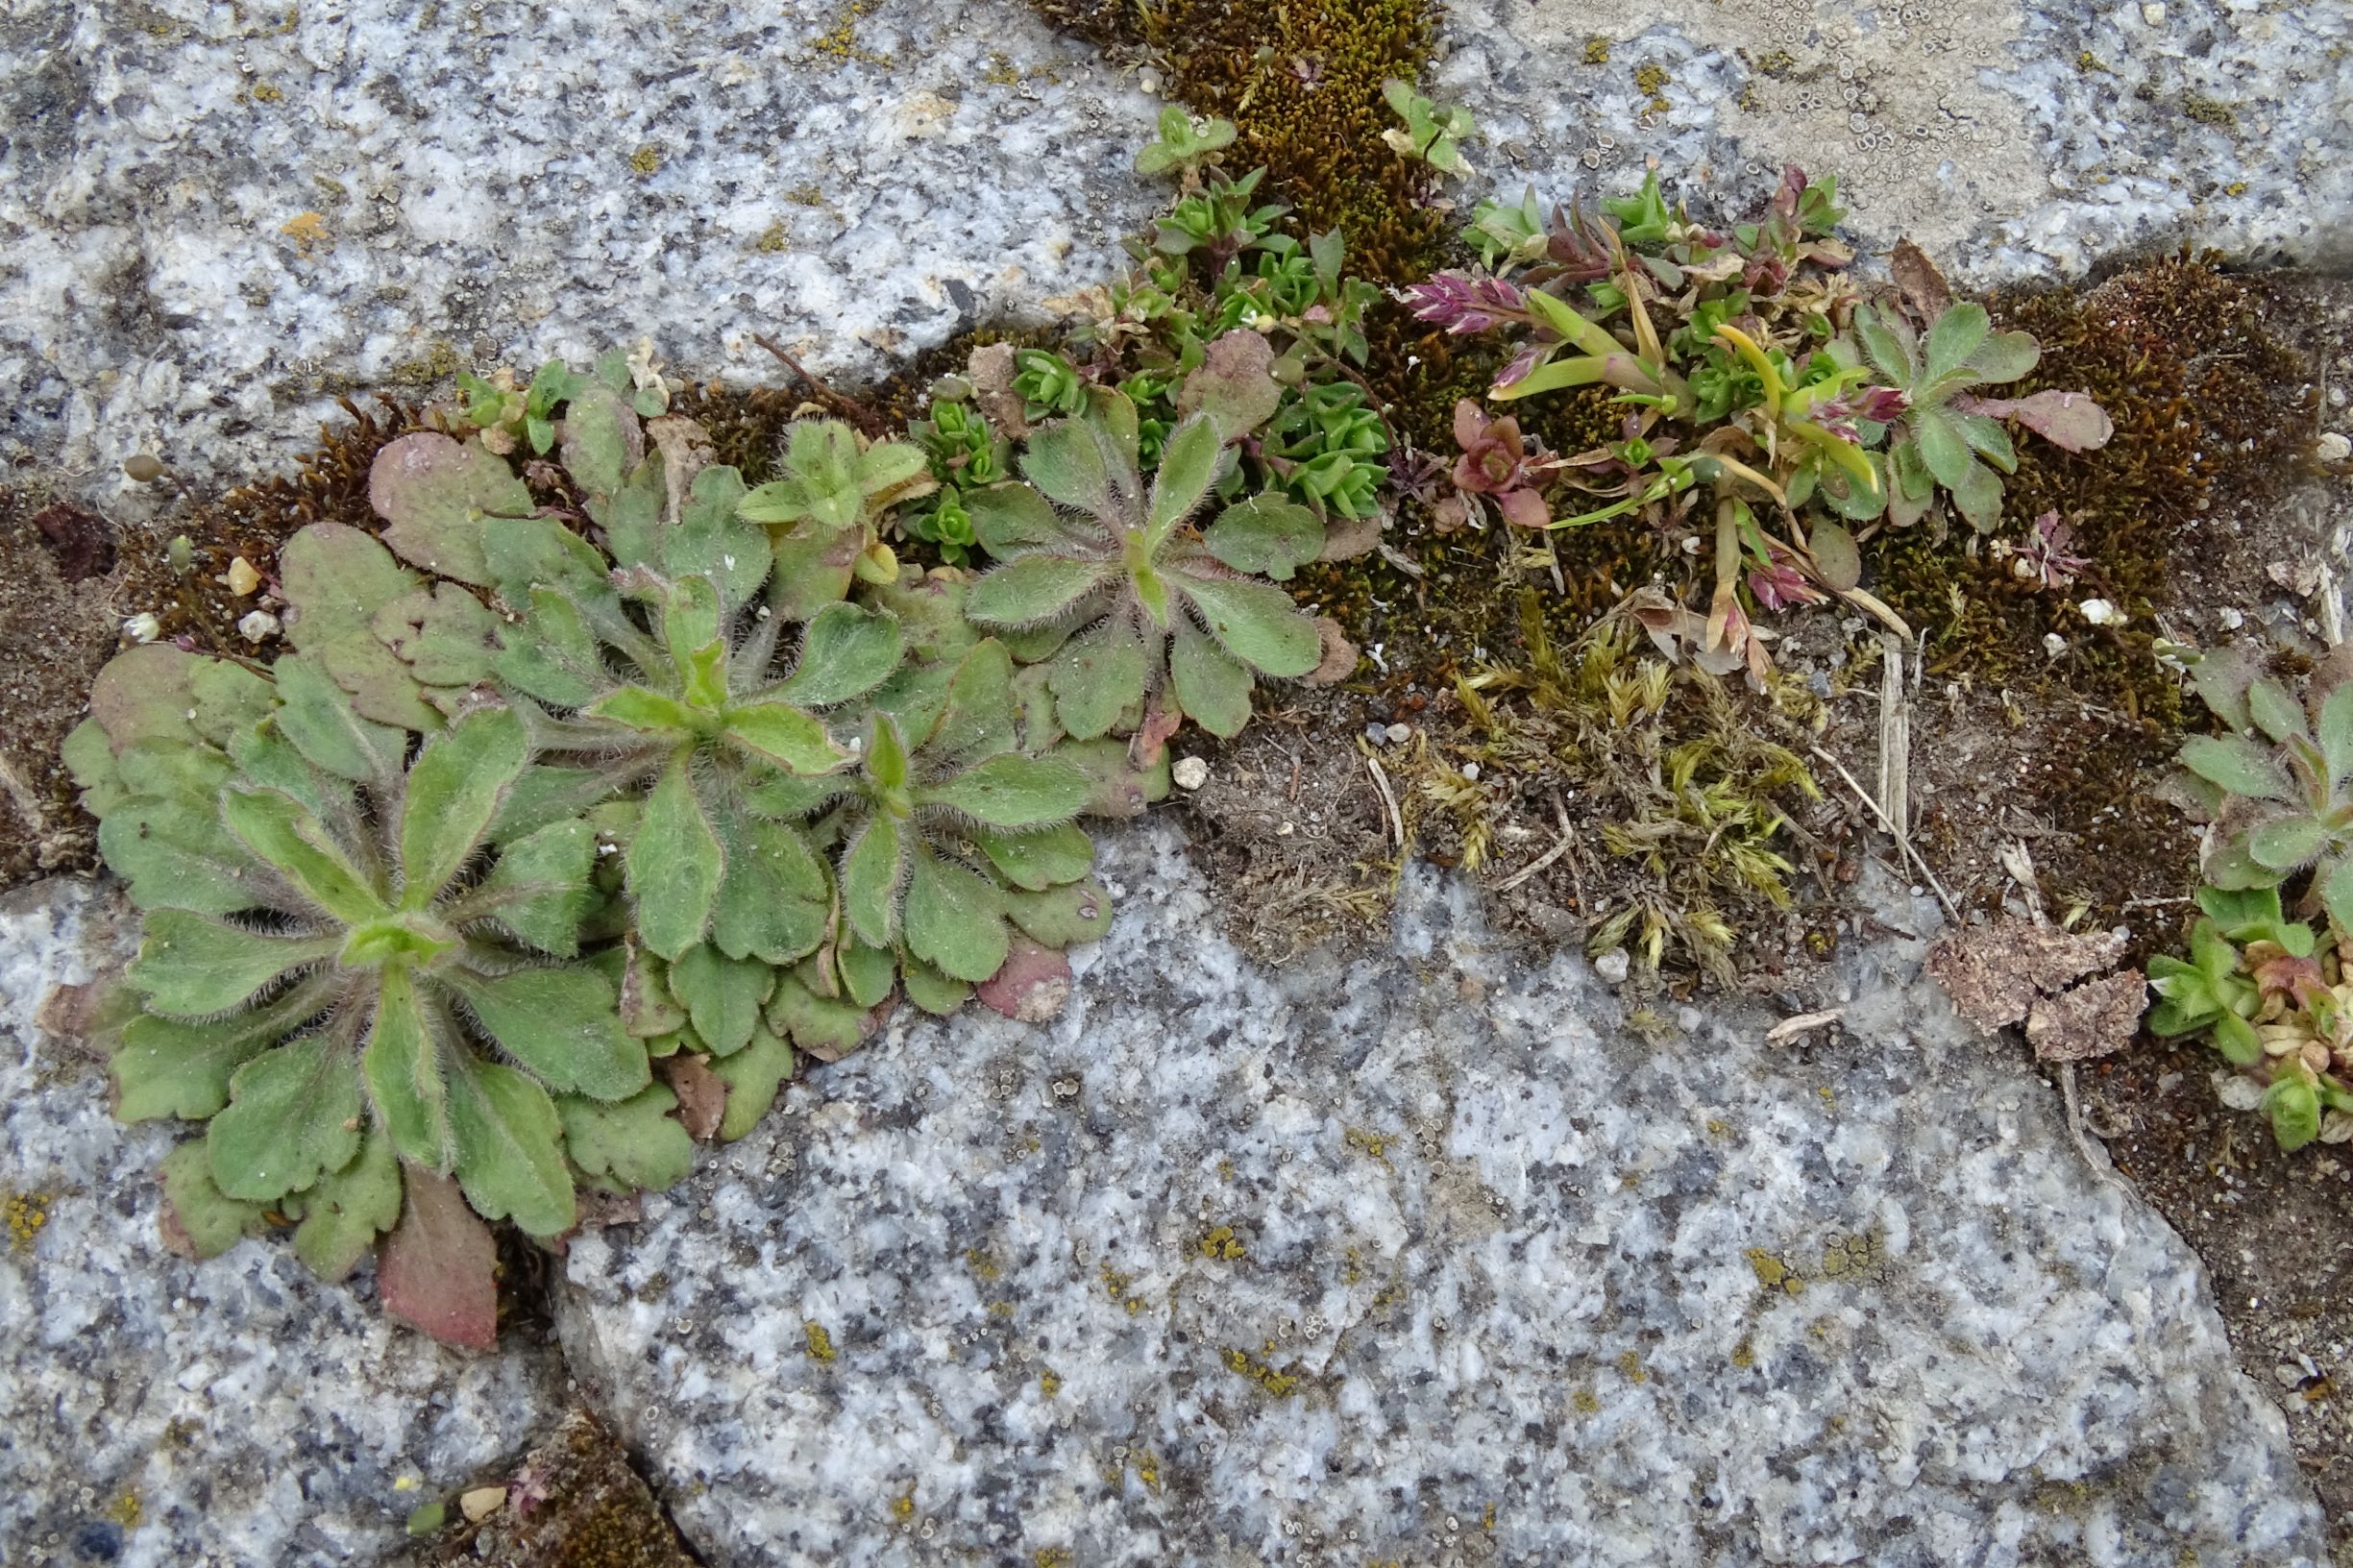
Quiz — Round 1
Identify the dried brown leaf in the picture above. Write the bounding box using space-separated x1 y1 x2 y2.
2024 969 2147 1061
1925 917 2129 1031
659 1053 726 1140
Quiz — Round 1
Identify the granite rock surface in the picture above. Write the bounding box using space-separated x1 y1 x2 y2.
0 879 566 1568
0 0 1160 492
1434 0 2352 281
556 821 2326 1567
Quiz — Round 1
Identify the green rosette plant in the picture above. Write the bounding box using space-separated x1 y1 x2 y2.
959 402 1326 739
2172 649 2353 925
64 644 661 1341
737 417 936 615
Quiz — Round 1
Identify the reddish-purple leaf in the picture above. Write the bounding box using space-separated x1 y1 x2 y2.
977 941 1073 1023
378 1165 499 1351
1952 391 2114 453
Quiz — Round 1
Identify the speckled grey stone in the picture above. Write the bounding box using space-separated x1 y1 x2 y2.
0 0 1159 493
0 878 565 1568
555 821 2326 1567
1434 0 2352 282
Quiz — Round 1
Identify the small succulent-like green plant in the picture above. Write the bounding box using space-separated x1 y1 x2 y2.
1135 106 1238 179
1153 167 1287 268
738 418 935 609
64 645 658 1315
1380 80 1477 175
2173 648 2353 926
1852 302 2041 529
960 402 1326 738
1011 349 1090 423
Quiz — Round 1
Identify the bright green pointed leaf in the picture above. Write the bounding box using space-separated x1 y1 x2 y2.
451 965 649 1100
1020 416 1113 514
866 712 913 791
972 822 1093 892
559 1082 694 1192
709 806 829 966
1203 494 1324 581
1910 407 1974 492
99 796 261 916
713 1025 795 1140
667 943 771 1058
293 1128 403 1282
448 1057 576 1237
399 706 528 909
966 555 1110 629
274 654 409 786
1180 576 1320 676
923 752 1091 829
129 910 340 1017
159 1141 268 1259
1957 413 2017 473
1170 613 1256 737
628 754 723 959
208 1032 364 1202
1146 414 1226 540
1003 876 1114 948
222 787 386 924
903 847 1010 984
725 699 846 773
1923 302 1991 380
2247 677 2311 747
114 972 337 1122
367 968 455 1169
586 685 699 736
841 815 905 949
774 602 904 707
2182 735 2294 802
369 432 534 585
1045 618 1147 742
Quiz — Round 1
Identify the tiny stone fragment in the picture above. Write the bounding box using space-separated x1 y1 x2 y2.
1172 757 1209 791
458 1485 507 1523
236 609 281 643
224 556 262 596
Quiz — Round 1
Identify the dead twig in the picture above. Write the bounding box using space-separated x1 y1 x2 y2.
1765 1007 1845 1046
1808 745 1960 922
1495 813 1577 893
753 332 889 438
1360 747 1403 849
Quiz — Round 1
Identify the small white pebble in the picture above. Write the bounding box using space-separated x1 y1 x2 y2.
1385 723 1411 744
1595 948 1630 985
2077 598 2123 626
2218 606 2245 629
458 1485 507 1523
1460 761 1481 781
2141 1 2165 21
2318 432 2351 463
2042 631 2068 658
237 609 281 643
1172 756 1210 791
122 612 160 644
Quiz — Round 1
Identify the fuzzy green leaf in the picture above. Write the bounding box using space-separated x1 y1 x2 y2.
488 765 619 845
471 819 597 956
2322 859 2353 935
1003 876 1113 948
1923 303 1992 381
2266 1076 2322 1152
2319 684 2353 790
923 753 1091 830
375 584 503 691
62 720 125 819
1044 618 1147 742
208 1031 364 1202
903 848 1010 983
448 1057 576 1237
726 699 846 773
130 911 340 1017
1964 328 2041 384
159 1141 268 1259
98 796 260 917
967 555 1110 629
558 385 645 499
1020 417 1113 514
1910 407 1974 492
708 806 829 966
451 965 649 1100
366 968 455 1170
713 1025 796 1141
399 706 528 909
774 602 905 707
2248 677 2312 747
2251 816 2330 870
837 929 896 1007
1203 494 1324 581
274 654 408 787
1180 576 1320 677
88 644 202 752
369 433 534 586
292 1128 403 1282
1170 612 1256 737
841 814 905 949
967 483 1071 556
188 658 276 747
1176 331 1285 441
766 969 873 1058
1147 414 1225 537
764 519 861 622
667 943 771 1058
899 956 971 1016
586 685 698 736
972 821 1093 892
114 972 335 1122
497 586 609 708
559 1081 694 1192
927 640 1021 767
222 788 386 924
1949 456 2004 531
282 521 422 648
665 465 771 613
628 754 723 959
2182 735 2294 802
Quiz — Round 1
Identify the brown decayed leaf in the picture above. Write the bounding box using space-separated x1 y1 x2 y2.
378 1166 500 1351
2024 969 2148 1062
660 1053 726 1140
977 940 1074 1023
1303 616 1360 686
1925 917 2129 1031
1890 237 1950 324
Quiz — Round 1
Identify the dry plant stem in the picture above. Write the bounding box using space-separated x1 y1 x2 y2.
1876 632 1909 836
1807 744 1961 922
753 332 889 437
1495 813 1577 893
1361 747 1404 848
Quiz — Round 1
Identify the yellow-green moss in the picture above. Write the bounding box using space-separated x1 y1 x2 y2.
803 1320 837 1362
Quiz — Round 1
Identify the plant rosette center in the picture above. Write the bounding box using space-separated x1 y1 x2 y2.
339 911 462 970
